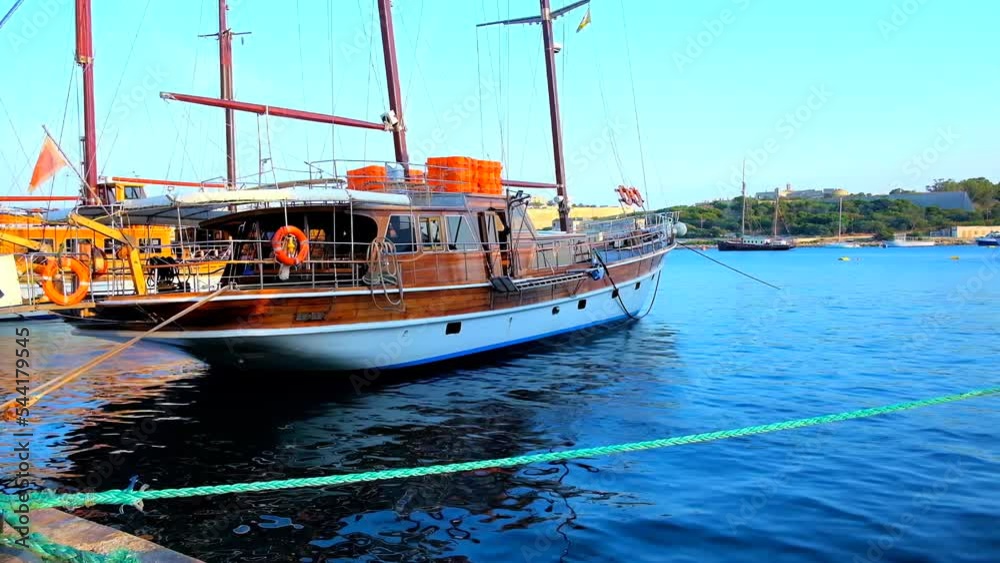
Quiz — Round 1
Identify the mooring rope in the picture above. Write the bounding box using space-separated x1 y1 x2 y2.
14 387 998 512
1 511 140 562
678 241 782 290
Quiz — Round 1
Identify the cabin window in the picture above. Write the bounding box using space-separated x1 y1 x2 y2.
125 186 145 199
387 215 416 253
31 239 54 251
103 239 122 257
445 322 462 335
140 238 162 254
419 216 444 251
62 238 93 254
509 206 536 238
446 215 478 252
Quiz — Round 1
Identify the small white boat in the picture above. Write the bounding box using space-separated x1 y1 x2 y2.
883 234 936 248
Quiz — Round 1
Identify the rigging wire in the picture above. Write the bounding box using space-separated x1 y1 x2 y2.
42 67 78 216
362 0 376 160
295 0 311 165
479 2 506 164
326 0 338 176
619 0 652 207
0 94 30 181
0 0 25 31
97 0 153 174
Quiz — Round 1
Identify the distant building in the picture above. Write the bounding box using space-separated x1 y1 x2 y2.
929 225 999 239
756 184 849 200
882 191 975 212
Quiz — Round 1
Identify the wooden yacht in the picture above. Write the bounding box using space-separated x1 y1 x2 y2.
3 0 683 371
64 183 678 371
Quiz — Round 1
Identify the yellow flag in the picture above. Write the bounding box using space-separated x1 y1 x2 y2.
576 7 591 33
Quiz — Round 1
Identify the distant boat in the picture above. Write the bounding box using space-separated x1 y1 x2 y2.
883 233 936 248
718 164 796 252
826 198 859 248
975 231 1000 247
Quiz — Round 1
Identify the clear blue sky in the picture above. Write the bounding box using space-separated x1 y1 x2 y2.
1 0 997 206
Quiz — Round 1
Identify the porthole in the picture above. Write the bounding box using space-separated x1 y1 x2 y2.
446 322 462 335
578 299 587 310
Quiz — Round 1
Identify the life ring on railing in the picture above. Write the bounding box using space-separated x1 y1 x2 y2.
272 226 310 266
37 257 91 306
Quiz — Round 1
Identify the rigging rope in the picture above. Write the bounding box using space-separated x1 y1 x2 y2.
98 0 153 175
0 0 24 31
618 0 652 208
10 387 998 511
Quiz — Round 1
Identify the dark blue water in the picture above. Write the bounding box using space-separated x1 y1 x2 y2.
2 246 998 562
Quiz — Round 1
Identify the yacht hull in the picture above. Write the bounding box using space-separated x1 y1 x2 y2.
75 269 662 372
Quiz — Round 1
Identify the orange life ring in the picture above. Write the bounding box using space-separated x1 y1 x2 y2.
616 185 631 205
629 187 645 207
272 226 310 266
37 257 91 306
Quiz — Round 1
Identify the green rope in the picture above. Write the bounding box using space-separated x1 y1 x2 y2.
1 511 140 562
17 387 1000 511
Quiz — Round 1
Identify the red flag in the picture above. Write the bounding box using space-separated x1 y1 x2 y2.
28 135 69 192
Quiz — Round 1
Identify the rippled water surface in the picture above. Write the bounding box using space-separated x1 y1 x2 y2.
2 247 998 562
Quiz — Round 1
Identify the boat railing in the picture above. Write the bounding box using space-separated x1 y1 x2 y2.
130 218 673 295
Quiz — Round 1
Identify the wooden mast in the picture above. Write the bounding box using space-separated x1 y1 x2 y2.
217 0 237 189
539 0 569 231
376 0 409 165
75 0 98 203
740 159 746 237
773 187 780 237
476 0 589 231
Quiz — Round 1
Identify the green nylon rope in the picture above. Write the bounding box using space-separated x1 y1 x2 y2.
1 512 140 562
17 386 1000 511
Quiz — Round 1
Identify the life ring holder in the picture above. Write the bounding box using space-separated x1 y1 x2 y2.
272 226 310 266
37 257 92 306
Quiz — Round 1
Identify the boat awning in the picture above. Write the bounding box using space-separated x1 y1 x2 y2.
47 188 412 225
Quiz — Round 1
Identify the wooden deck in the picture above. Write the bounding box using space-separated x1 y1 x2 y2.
0 509 202 562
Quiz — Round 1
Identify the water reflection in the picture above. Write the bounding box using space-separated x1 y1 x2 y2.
2 317 681 561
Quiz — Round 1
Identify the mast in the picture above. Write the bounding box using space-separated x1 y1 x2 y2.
740 159 746 237
218 0 237 188
540 0 569 231
837 197 843 241
476 1 588 232
773 187 780 237
75 0 98 202
376 0 409 165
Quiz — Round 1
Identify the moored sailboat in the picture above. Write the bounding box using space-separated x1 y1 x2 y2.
718 166 795 251
47 0 685 372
